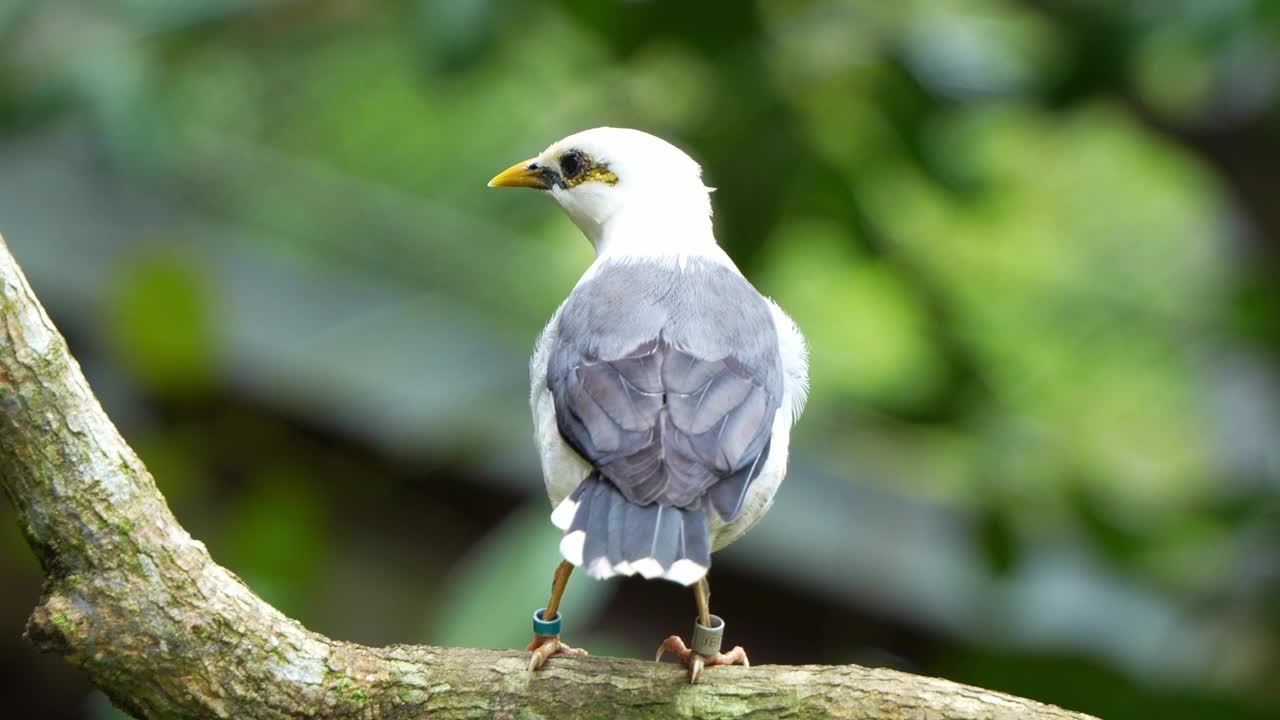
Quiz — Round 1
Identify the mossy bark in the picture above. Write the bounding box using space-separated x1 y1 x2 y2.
0 235 1099 720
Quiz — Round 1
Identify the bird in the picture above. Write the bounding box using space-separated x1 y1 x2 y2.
488 127 808 683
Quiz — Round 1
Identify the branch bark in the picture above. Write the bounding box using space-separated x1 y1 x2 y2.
0 234 1098 720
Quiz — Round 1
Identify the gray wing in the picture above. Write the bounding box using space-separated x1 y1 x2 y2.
548 259 782 521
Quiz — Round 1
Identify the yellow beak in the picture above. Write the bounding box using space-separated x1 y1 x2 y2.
487 158 553 189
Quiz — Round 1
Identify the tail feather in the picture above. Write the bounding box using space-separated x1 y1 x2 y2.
556 481 593 565
646 506 681 578
621 501 648 563
605 497 626 570
680 511 710 572
551 473 710 585
583 481 612 577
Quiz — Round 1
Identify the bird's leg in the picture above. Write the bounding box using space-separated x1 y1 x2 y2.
527 560 589 671
655 576 750 683
697 575 711 627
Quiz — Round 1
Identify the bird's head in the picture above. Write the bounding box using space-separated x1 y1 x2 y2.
488 127 714 256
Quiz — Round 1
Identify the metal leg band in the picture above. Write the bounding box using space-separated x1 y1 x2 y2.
691 614 724 656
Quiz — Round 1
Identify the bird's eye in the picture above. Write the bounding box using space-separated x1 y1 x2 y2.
560 150 585 180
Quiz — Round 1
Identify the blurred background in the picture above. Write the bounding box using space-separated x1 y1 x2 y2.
1 1 1278 718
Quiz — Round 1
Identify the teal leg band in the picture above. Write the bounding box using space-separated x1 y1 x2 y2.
533 608 562 636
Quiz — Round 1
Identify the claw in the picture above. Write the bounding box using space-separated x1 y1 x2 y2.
654 635 749 683
526 634 588 672
690 653 705 683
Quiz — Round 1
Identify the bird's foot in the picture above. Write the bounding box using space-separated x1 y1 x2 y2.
526 634 589 672
655 635 749 683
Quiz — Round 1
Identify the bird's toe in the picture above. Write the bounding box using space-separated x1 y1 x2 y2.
710 645 750 669
527 635 588 672
654 635 693 663
655 635 749 683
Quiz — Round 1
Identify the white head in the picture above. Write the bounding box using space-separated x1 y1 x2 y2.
488 127 717 259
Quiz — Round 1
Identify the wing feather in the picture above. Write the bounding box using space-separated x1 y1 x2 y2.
552 336 778 517
547 259 782 522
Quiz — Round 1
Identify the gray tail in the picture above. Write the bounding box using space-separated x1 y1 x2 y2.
550 473 710 586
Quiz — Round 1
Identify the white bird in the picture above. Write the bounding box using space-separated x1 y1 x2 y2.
488 127 808 682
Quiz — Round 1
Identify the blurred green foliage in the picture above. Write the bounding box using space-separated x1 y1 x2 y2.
430 503 620 655
1 1 1278 718
106 252 217 396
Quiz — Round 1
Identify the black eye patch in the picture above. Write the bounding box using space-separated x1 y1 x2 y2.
560 150 586 180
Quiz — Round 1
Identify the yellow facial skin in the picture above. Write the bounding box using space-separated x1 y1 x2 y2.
567 162 618 189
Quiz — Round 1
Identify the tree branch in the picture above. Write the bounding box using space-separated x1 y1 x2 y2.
0 235 1098 720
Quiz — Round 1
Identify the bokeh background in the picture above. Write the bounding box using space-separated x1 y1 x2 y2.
2 1 1278 718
